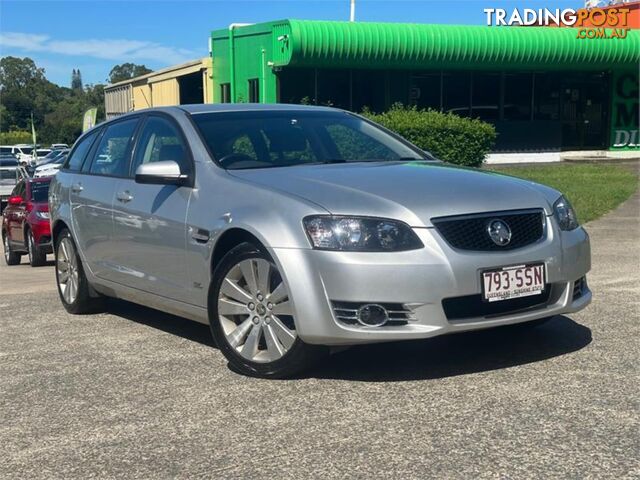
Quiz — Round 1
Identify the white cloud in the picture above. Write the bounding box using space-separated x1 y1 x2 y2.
0 32 200 65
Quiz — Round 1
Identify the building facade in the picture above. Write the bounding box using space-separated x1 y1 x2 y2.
210 20 639 153
104 58 213 119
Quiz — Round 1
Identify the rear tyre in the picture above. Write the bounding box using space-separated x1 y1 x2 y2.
3 231 21 266
54 228 105 314
209 242 327 378
27 230 47 267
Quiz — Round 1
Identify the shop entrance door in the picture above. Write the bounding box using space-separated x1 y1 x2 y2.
560 73 609 150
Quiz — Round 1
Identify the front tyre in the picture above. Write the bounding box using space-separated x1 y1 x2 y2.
55 228 105 314
209 242 326 378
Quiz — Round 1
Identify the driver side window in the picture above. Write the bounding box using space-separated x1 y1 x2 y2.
131 116 190 176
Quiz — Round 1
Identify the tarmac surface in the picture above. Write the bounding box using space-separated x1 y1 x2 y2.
1 191 638 478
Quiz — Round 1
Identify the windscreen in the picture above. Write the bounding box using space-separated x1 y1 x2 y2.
191 110 429 170
30 181 51 202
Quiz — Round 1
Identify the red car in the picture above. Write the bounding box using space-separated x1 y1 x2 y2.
2 177 52 266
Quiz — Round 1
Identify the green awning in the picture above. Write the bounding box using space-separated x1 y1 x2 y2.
271 20 640 70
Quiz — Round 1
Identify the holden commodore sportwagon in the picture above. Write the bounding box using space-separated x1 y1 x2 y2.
48 105 591 378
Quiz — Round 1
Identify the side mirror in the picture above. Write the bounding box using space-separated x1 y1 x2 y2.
135 161 190 186
8 196 23 206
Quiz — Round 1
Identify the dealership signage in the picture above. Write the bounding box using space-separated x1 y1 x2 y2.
611 71 639 149
484 7 631 38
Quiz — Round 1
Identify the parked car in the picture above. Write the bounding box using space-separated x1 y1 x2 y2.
2 177 52 266
35 149 60 166
0 163 29 213
0 145 36 165
35 148 52 159
33 155 67 178
0 155 20 167
36 149 69 166
49 105 591 378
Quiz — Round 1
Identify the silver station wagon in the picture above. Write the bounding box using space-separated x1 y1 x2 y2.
49 104 591 378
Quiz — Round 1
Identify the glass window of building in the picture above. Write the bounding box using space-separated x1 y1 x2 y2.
504 73 533 121
472 73 500 121
443 72 471 117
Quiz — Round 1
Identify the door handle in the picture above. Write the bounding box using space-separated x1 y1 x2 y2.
116 191 133 203
71 183 83 193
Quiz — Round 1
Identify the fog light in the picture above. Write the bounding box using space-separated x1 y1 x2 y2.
357 304 389 327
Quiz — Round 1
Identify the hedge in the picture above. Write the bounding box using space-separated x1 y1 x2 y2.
362 105 496 167
0 130 32 145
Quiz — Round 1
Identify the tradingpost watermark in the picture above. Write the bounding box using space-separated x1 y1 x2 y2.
484 7 632 39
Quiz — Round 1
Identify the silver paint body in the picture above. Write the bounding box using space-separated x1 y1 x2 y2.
49 105 591 346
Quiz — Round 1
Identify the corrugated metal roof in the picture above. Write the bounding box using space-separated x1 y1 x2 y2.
267 20 640 70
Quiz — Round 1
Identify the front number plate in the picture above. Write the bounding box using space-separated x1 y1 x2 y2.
482 263 545 302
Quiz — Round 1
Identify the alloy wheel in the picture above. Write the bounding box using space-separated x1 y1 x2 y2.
57 237 79 304
3 235 9 262
218 258 297 363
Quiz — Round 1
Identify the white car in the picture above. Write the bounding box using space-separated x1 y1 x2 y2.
33 155 67 178
0 145 36 165
0 164 29 212
35 149 52 160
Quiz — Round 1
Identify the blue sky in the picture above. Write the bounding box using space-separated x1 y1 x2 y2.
1 0 580 87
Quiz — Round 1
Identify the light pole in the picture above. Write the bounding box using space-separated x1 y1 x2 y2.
350 0 356 21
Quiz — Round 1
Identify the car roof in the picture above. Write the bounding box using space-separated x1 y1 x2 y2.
80 104 346 142
27 176 51 183
178 103 340 114
104 104 341 121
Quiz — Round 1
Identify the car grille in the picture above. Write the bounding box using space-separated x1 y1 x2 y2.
442 287 551 321
432 209 545 251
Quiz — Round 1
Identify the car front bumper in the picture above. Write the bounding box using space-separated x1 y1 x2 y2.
271 221 591 346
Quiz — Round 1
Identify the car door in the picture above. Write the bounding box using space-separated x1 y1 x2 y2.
6 181 26 246
69 118 141 281
110 114 193 301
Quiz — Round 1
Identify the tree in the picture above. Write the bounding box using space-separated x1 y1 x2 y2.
1 56 106 144
71 69 83 91
0 56 55 131
0 56 45 91
108 63 152 84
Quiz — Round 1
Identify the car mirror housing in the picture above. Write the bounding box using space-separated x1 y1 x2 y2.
134 161 190 187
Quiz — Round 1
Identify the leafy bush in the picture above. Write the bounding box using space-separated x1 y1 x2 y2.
362 105 496 167
0 130 32 145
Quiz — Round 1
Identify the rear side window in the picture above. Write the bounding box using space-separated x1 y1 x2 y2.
30 181 50 202
65 130 99 171
89 118 139 177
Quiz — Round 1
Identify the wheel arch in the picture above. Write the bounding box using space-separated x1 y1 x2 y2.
211 227 265 275
51 219 70 245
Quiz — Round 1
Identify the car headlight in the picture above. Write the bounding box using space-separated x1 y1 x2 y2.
303 216 423 251
35 211 50 220
554 195 579 231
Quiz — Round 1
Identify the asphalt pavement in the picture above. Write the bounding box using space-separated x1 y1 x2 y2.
1 192 638 479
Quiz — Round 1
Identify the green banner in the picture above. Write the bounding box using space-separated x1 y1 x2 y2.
82 108 98 132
